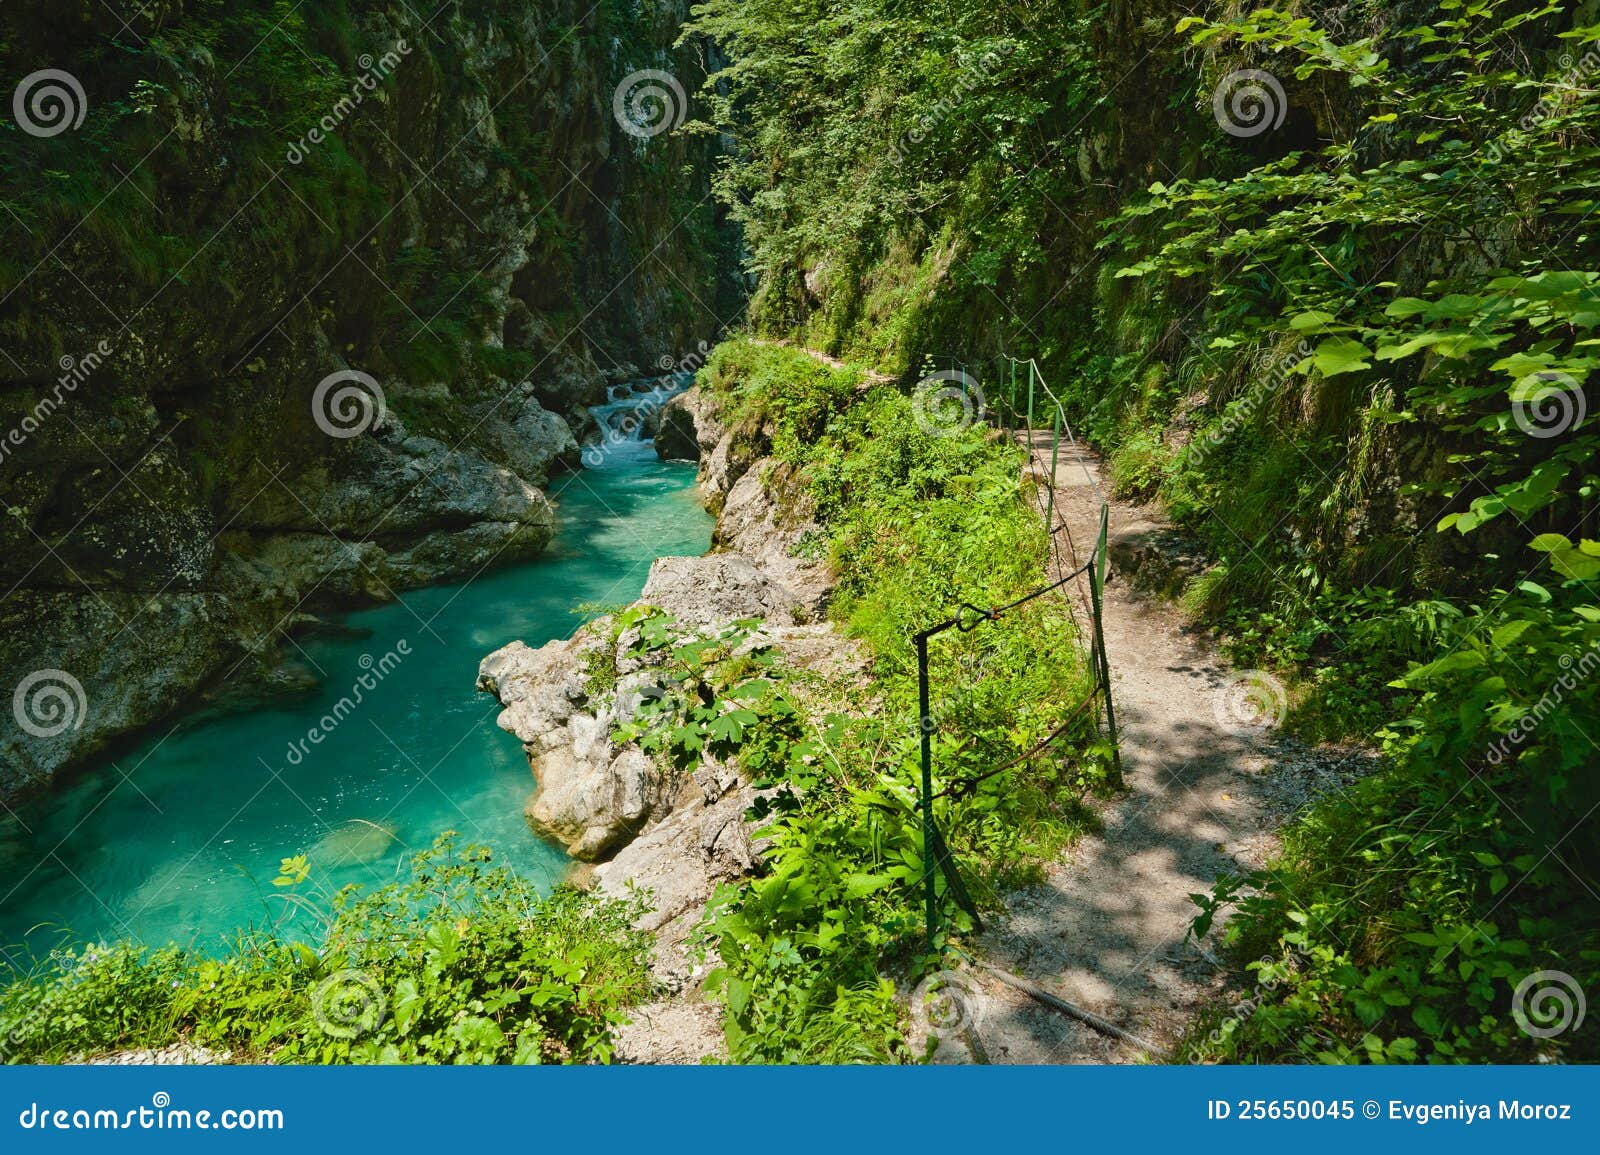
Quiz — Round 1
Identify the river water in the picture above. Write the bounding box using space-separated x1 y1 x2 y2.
0 380 709 965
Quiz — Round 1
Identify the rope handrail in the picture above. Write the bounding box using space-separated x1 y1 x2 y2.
925 686 1101 804
913 554 1093 644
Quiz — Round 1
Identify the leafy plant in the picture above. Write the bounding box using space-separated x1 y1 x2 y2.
611 608 803 777
677 341 1109 1061
1131 2 1600 1064
1 836 653 1064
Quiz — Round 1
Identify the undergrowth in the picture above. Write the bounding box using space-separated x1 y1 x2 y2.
1103 3 1600 1063
676 338 1110 1062
0 836 652 1064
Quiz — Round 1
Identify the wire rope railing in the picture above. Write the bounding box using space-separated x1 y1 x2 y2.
909 353 1122 951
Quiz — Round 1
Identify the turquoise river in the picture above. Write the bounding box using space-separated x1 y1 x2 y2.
0 426 711 966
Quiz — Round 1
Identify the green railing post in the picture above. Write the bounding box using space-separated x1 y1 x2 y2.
909 355 1124 966
1091 505 1123 788
1045 366 1061 534
1026 359 1035 435
916 631 938 954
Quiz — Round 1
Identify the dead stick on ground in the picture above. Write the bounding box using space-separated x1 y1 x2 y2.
974 961 1168 1060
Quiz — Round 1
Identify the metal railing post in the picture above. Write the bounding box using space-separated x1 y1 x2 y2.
1045 365 1061 533
1026 358 1035 435
916 630 937 953
908 353 1124 961
1091 505 1123 787
1009 358 1016 431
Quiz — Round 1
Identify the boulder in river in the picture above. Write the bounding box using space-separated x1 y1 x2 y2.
310 820 401 866
478 634 673 862
654 385 724 463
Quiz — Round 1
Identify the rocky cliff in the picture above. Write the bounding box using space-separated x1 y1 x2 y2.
0 0 739 796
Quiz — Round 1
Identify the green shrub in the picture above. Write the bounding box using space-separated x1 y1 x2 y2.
1188 592 1600 1063
1102 3 1600 1064
702 337 864 460
686 342 1108 1061
1 836 653 1064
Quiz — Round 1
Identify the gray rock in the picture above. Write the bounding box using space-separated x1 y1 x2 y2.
386 517 555 586
654 385 724 463
477 635 670 862
284 428 552 540
473 366 873 1062
482 401 578 488
525 743 666 862
84 1043 229 1066
699 422 769 509
0 590 256 798
640 553 807 626
0 0 731 801
478 635 594 749
715 457 831 620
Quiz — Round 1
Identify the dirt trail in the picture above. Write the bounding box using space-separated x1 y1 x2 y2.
935 434 1368 1064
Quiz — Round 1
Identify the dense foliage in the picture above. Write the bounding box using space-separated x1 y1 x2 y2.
1093 3 1600 1063
0 0 731 387
670 340 1108 1061
0 837 652 1063
6 0 1597 1068
681 0 1105 368
689 0 1599 1063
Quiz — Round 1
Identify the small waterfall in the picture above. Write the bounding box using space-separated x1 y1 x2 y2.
583 371 693 468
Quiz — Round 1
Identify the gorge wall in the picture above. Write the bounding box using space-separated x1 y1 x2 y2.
0 0 739 796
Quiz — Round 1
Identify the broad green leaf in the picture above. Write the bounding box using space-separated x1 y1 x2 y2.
1312 337 1373 376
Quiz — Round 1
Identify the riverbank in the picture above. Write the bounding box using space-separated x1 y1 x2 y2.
477 338 1107 1062
478 373 853 1061
0 410 711 961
